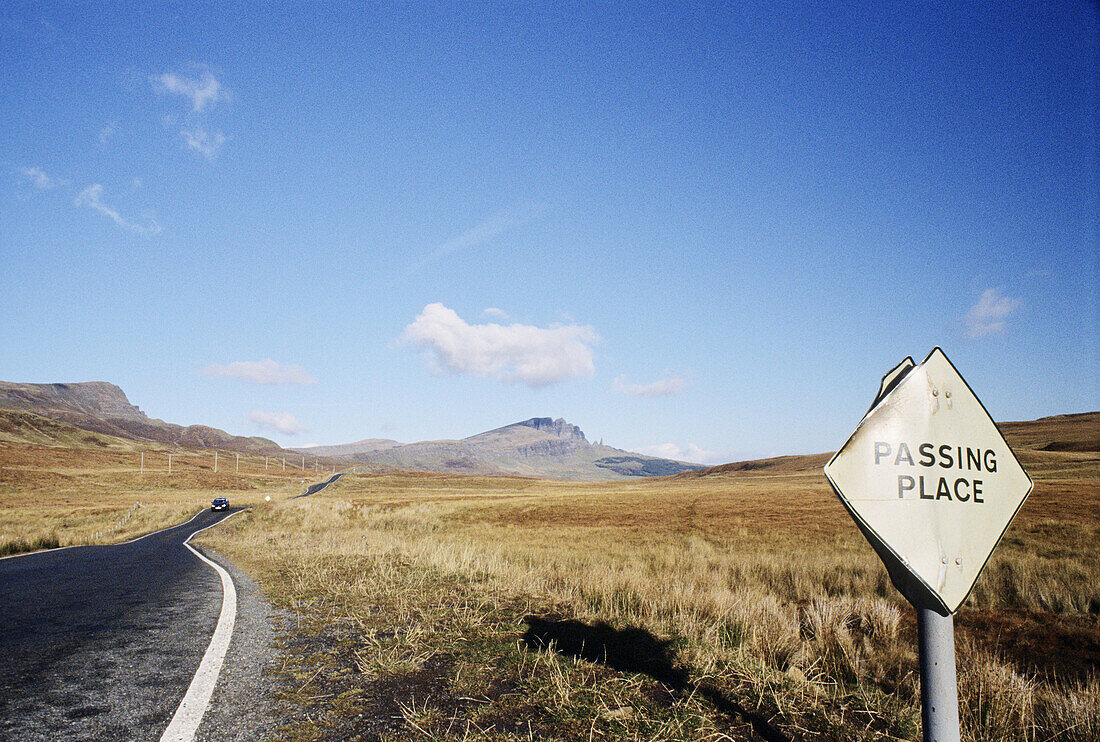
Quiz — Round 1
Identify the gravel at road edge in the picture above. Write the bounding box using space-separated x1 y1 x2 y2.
193 547 291 742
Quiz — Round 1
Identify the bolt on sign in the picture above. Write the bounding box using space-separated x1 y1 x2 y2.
824 348 1033 614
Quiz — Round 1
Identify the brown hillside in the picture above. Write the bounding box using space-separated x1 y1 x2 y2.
0 381 283 454
681 410 1099 478
997 411 1100 453
674 452 833 478
0 410 137 449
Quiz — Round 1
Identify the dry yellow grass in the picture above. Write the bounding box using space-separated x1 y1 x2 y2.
0 437 322 550
199 450 1098 741
3 413 1094 740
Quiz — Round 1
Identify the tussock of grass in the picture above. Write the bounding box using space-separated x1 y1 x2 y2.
0 532 60 556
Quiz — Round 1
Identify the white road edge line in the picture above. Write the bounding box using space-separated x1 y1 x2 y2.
159 511 242 742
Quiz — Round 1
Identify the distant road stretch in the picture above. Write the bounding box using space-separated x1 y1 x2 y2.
0 508 242 742
294 472 345 498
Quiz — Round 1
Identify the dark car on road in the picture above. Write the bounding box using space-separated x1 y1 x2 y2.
211 497 229 511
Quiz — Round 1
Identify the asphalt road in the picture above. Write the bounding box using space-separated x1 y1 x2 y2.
294 471 344 498
0 508 242 742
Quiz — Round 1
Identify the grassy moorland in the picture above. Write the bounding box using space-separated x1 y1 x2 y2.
2 409 1096 740
196 422 1098 742
0 410 324 552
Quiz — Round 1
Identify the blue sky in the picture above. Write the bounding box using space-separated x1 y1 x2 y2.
1 2 1097 462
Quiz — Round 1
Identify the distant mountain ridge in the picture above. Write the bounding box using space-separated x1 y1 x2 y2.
0 381 281 453
0 381 705 480
507 417 587 441
300 416 707 481
0 381 146 421
1 380 1093 483
294 438 401 458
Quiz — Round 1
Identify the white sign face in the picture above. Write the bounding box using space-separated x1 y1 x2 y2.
824 348 1033 614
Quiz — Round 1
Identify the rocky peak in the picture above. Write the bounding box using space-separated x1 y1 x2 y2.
517 417 588 443
0 381 148 422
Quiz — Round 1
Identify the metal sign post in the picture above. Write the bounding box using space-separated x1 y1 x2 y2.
918 607 960 742
824 348 1032 742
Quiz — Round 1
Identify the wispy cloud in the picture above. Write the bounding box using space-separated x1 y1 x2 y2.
202 359 317 385
965 288 1021 338
74 184 161 236
435 211 527 255
612 374 688 397
182 126 227 160
412 205 546 273
151 69 229 160
403 303 598 388
249 410 305 435
20 166 67 190
482 307 510 320
635 442 721 465
152 71 224 112
98 121 117 145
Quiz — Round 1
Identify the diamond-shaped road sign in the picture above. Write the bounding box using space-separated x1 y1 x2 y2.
824 348 1033 614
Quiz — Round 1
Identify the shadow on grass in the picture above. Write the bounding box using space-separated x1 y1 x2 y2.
522 616 791 742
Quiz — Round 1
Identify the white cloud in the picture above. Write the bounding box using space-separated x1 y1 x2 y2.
612 374 688 397
482 307 510 320
20 166 67 190
74 184 161 236
201 359 317 385
966 288 1021 338
150 70 230 160
182 126 227 159
403 303 598 388
152 71 224 112
635 442 722 465
249 410 305 435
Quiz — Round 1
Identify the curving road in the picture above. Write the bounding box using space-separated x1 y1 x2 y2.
0 508 241 742
294 471 344 498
